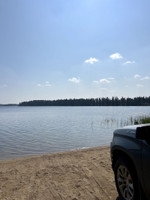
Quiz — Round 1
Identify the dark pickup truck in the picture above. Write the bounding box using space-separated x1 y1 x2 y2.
111 124 150 200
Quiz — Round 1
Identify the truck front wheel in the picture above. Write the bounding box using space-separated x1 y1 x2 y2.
114 158 140 200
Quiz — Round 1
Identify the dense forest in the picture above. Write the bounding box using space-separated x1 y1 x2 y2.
19 96 150 106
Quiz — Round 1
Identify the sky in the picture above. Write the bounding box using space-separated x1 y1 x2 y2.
0 0 150 104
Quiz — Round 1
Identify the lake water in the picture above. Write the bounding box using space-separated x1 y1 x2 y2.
0 106 150 160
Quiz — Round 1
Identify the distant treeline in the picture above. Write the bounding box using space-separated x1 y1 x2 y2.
19 96 150 106
0 104 18 106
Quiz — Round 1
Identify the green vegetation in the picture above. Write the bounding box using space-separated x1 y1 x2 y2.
99 116 150 128
134 116 150 125
19 96 150 106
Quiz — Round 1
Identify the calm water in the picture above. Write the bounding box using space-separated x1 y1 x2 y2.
0 106 150 160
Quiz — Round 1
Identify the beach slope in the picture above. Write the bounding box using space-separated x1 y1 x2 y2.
0 146 118 200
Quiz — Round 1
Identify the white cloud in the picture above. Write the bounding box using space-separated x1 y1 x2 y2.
68 77 80 83
93 78 111 84
136 84 144 87
109 53 123 59
100 79 111 84
37 81 51 87
134 75 150 80
134 74 141 79
140 76 150 80
45 81 51 87
85 57 99 64
123 60 135 65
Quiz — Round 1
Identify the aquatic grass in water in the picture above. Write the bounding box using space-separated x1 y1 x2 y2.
100 115 150 128
133 116 150 125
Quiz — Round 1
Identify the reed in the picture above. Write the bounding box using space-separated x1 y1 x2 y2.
99 115 150 128
134 116 150 125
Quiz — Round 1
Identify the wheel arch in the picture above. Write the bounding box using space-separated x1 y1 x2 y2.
112 148 137 174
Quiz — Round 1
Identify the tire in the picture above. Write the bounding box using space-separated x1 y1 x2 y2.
114 157 141 200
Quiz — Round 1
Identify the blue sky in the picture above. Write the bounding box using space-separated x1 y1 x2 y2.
0 0 150 103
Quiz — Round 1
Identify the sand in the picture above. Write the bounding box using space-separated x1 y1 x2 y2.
0 146 119 200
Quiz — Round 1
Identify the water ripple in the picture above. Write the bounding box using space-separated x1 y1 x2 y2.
0 106 150 160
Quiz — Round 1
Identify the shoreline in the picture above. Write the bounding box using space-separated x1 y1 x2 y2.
0 145 109 162
0 145 106 162
0 146 118 200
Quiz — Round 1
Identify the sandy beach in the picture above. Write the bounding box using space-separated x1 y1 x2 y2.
0 146 119 200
